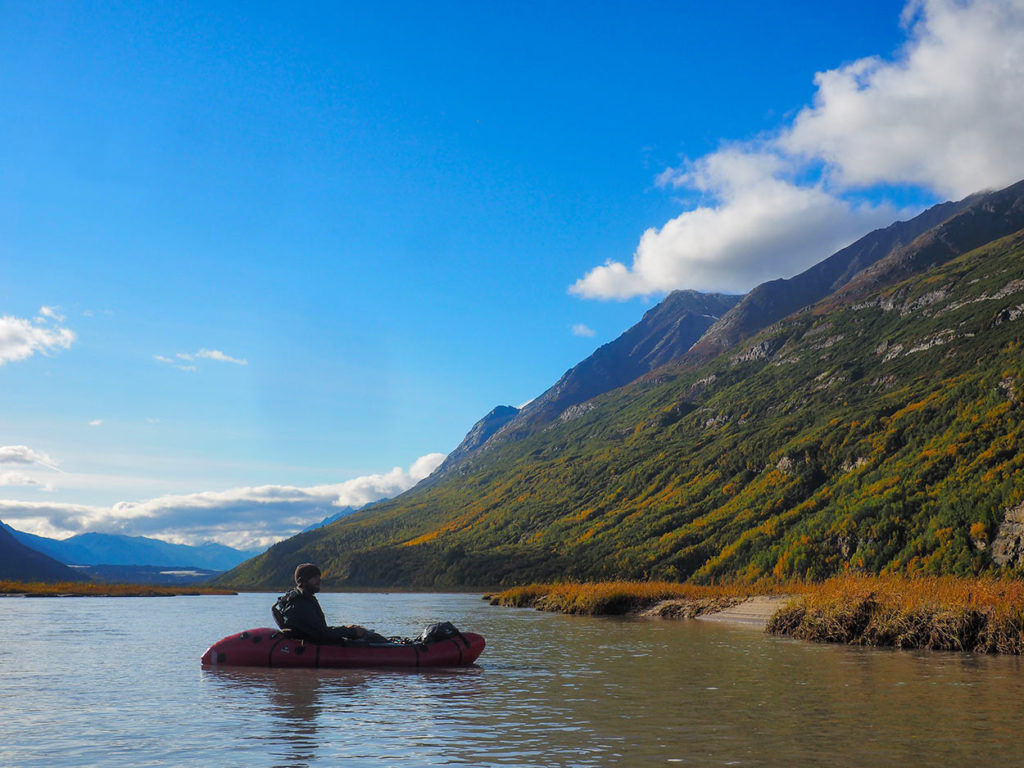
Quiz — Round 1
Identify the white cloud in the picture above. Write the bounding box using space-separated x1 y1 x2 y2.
0 500 102 539
571 323 596 337
38 306 66 323
0 445 59 470
196 348 247 365
408 452 447 481
156 348 246 370
0 311 75 365
88 420 103 427
781 0 1024 197
0 452 448 550
572 0 1024 300
0 446 60 491
154 354 196 372
572 150 897 296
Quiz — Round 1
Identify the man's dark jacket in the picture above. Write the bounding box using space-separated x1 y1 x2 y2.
273 588 360 642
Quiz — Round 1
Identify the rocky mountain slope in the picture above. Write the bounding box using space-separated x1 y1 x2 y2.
218 179 1024 589
436 406 521 474
678 195 976 368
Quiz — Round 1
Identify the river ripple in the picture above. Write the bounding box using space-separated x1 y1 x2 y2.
3 592 1024 766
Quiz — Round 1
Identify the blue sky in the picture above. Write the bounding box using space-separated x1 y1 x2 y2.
3 0 1023 548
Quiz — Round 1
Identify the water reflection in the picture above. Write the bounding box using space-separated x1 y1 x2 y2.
578 618 1024 766
9 594 1024 767
204 668 361 767
201 638 1024 768
204 665 491 767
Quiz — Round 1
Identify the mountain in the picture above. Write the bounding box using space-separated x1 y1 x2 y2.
676 196 976 369
0 522 83 583
437 406 521 474
69 565 224 585
218 179 1024 589
439 193 1001 474
301 506 364 533
828 179 1024 305
1 525 260 570
681 181 1024 371
438 290 740 475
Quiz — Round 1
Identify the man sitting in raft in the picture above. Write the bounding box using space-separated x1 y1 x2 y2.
274 563 387 643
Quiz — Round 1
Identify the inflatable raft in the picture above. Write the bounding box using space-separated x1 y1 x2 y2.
201 627 485 669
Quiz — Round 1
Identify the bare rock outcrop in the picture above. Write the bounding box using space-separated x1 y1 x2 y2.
991 503 1024 566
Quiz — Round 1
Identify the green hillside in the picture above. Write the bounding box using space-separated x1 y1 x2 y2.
221 229 1024 589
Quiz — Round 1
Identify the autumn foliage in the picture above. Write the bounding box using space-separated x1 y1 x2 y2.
767 573 1024 653
0 580 234 597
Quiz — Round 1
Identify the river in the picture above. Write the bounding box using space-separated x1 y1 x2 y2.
2 591 1024 766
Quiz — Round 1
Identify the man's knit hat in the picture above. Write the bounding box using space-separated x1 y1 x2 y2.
294 563 321 585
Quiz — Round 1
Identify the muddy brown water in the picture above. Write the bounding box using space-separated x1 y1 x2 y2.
2 592 1023 766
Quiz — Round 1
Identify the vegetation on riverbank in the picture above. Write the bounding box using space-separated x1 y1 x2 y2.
767 574 1024 653
0 580 236 597
487 579 802 616
491 575 1024 654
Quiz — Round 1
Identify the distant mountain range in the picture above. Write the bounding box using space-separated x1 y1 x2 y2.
0 502 376 585
0 524 81 582
217 177 1024 589
0 522 261 581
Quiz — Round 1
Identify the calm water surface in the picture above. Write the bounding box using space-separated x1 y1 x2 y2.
3 592 1024 767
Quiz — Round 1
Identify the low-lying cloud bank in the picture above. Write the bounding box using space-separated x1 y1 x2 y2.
0 452 446 551
572 0 1024 299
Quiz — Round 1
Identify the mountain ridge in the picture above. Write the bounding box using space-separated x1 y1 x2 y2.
217 179 1024 589
1 524 260 571
438 290 740 475
677 195 976 370
0 522 82 582
826 179 1024 306
438 195 986 475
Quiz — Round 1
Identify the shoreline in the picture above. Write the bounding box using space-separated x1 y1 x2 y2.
488 576 1024 654
0 580 236 597
635 595 790 627
694 595 791 627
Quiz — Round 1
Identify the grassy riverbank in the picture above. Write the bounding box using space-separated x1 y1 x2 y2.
0 580 236 597
487 579 802 616
489 576 1024 654
767 575 1024 653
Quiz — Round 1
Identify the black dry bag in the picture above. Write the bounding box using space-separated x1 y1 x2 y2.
417 621 461 644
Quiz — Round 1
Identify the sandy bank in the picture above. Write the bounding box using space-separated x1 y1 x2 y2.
696 595 791 627
641 595 791 629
